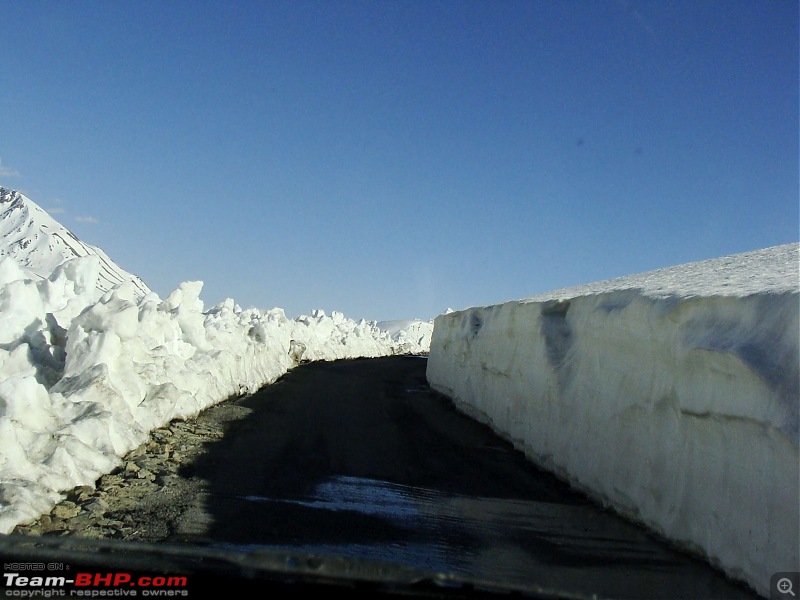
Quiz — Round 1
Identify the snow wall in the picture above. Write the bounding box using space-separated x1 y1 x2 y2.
0 255 431 534
426 244 799 598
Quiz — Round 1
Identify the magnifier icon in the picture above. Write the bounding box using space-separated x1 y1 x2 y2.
778 578 796 597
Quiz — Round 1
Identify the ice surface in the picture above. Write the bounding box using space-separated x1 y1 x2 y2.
0 190 433 534
427 242 799 598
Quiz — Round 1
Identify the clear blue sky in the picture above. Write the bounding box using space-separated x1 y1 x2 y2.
1 0 797 321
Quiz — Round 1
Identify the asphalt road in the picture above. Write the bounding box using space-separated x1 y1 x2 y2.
161 355 757 600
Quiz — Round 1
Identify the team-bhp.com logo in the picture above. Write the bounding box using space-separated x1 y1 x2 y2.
2 564 189 597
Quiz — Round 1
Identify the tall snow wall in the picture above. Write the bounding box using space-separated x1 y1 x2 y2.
426 244 799 598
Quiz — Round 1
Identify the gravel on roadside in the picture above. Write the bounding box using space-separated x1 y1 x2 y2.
12 401 252 543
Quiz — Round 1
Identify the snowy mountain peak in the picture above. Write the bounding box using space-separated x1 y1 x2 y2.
0 187 151 297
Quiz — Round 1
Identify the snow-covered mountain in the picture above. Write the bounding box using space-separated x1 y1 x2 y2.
0 187 150 297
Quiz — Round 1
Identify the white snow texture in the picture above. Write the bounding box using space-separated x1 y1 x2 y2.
0 188 151 297
0 189 432 535
426 242 799 598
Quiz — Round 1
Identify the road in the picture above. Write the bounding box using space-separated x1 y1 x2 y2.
156 355 757 600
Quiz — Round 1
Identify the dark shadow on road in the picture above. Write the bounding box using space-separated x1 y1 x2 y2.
172 356 759 600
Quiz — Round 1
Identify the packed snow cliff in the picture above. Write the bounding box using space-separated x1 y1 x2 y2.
426 242 799 598
0 189 433 534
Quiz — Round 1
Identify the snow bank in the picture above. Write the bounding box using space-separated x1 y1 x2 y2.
0 256 431 533
378 319 434 355
426 243 799 598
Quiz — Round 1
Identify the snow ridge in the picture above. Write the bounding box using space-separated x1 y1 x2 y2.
0 188 151 298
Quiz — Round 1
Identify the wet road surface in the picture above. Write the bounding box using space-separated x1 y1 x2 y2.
164 355 758 600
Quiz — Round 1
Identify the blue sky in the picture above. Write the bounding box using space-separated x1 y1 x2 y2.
1 0 797 321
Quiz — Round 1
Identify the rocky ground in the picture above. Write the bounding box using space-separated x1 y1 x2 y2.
12 401 251 542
